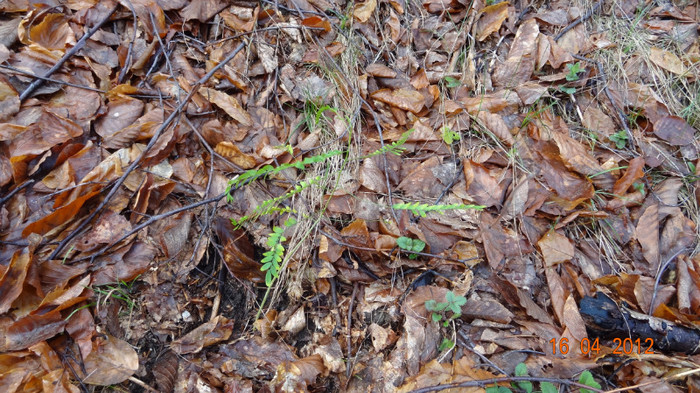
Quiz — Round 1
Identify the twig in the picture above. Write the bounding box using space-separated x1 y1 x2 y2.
128 376 159 393
84 193 226 263
118 0 138 83
0 179 34 207
346 283 358 380
456 330 507 376
408 376 605 393
572 54 634 149
648 248 687 315
554 1 603 41
0 65 106 93
604 367 700 393
329 275 342 336
48 41 247 261
19 5 118 101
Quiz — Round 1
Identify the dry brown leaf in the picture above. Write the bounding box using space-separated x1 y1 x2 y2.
180 0 228 21
649 46 689 76
353 0 377 23
653 116 695 146
171 315 234 354
476 2 509 41
27 13 75 50
214 141 256 169
3 309 66 351
477 111 514 145
359 158 388 193
538 231 574 266
613 157 645 195
200 87 253 126
270 354 325 392
95 96 145 140
562 294 587 342
82 334 139 385
493 19 539 87
582 105 616 139
0 75 20 121
0 247 31 314
371 88 425 114
463 160 506 207
22 189 101 237
636 203 660 270
301 16 331 33
366 63 397 78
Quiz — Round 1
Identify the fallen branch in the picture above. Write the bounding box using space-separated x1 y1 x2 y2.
554 1 602 41
48 40 247 261
19 5 118 101
408 376 605 393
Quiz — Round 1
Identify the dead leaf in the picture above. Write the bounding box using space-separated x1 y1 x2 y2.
354 0 377 23
371 88 425 114
171 315 234 354
476 2 509 41
636 202 660 271
215 141 257 169
200 87 253 126
0 75 20 121
477 111 514 145
653 116 695 146
463 160 506 207
649 47 689 76
0 247 32 314
180 0 228 21
27 13 75 50
270 354 325 392
82 334 139 385
493 19 539 87
613 157 645 195
538 231 574 266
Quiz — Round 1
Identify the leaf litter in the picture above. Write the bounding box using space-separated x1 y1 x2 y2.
0 0 699 392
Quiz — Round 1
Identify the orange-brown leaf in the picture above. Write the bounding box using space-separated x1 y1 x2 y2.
371 88 425 114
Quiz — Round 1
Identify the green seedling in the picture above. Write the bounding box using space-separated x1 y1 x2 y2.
443 76 462 88
565 62 584 81
560 86 577 94
438 337 455 351
609 130 629 149
424 290 466 327
396 236 425 259
441 126 461 144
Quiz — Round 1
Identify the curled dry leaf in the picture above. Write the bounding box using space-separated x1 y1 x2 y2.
171 315 235 354
81 334 139 385
371 88 425 114
215 141 257 169
200 87 253 126
353 0 377 23
476 2 509 41
613 157 645 195
270 354 325 392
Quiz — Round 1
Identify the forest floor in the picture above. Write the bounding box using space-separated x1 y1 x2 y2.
1 0 699 392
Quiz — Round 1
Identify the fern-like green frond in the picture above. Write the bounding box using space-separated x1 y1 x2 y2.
393 202 485 217
361 129 414 159
227 150 343 195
